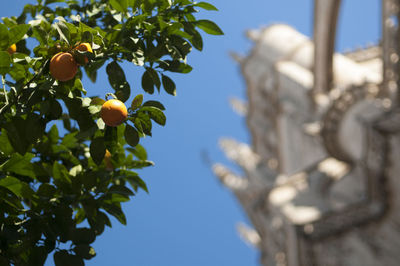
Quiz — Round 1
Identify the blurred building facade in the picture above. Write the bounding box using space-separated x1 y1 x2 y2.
214 0 400 265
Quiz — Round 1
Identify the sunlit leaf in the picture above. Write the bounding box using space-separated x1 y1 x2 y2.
194 2 218 11
0 51 11 75
131 94 143 111
140 106 166 126
0 24 9 50
0 176 34 199
195 20 224 35
9 24 30 45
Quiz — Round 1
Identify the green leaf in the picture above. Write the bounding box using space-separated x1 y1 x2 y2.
1 153 36 179
133 118 143 135
32 26 48 45
37 183 57 198
124 173 148 193
167 22 183 35
26 113 46 144
194 2 219 11
52 162 72 185
191 29 203 51
142 100 165 110
105 193 130 203
9 62 28 82
108 185 134 196
79 22 101 35
102 203 126 225
91 97 106 106
131 94 143 111
2 17 16 28
75 208 85 224
106 61 131 102
136 112 152 136
140 106 166 126
0 51 11 75
127 144 147 160
73 244 96 260
141 69 154 94
54 250 84 266
45 0 66 4
85 59 106 83
61 132 78 148
110 0 128 12
0 130 14 155
161 74 177 96
128 160 154 169
147 68 161 91
48 124 59 144
159 60 192 73
3 117 30 155
124 125 139 147
195 20 224 35
0 176 34 199
48 100 63 120
81 31 93 44
70 228 96 244
185 13 196 22
0 24 9 50
88 105 101 115
28 246 48 266
178 63 193 73
104 126 118 154
95 210 112 231
9 24 30 45
53 22 70 44
90 137 106 165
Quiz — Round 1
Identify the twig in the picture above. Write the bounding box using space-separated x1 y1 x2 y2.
2 75 8 105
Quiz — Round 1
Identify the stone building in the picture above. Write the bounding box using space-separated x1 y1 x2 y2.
213 0 400 265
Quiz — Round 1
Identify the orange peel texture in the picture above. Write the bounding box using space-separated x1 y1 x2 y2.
100 99 128 127
7 44 16 54
50 52 78 82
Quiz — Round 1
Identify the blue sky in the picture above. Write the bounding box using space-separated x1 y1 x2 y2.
2 1 380 265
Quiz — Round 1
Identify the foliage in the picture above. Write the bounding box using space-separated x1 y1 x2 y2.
0 0 222 265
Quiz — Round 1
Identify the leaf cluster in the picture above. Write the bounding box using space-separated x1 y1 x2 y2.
0 0 222 265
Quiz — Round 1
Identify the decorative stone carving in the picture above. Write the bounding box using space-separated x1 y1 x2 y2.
214 0 400 265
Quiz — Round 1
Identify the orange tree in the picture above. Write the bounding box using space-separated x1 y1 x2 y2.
0 0 222 265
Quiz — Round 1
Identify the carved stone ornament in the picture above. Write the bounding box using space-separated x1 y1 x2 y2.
214 0 400 265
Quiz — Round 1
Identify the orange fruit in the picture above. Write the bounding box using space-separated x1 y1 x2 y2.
75 43 92 64
7 44 16 54
101 99 128 127
49 52 78 82
104 149 113 171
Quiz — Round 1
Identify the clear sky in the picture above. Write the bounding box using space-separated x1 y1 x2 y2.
1 1 380 265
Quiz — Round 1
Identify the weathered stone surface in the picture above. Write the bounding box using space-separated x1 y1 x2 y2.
215 1 400 265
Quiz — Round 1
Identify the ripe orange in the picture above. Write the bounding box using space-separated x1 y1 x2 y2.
75 43 93 64
101 99 128 127
104 149 113 171
7 44 16 54
49 52 78 82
